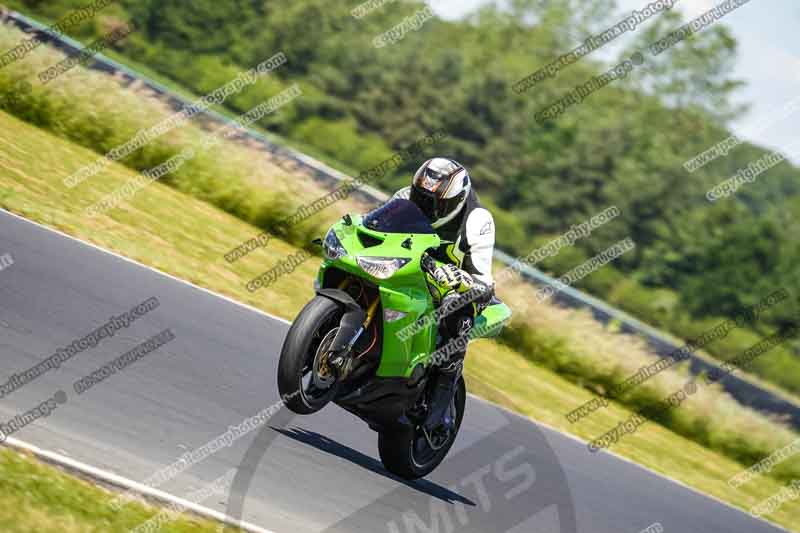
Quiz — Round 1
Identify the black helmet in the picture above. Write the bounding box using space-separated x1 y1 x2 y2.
410 157 471 228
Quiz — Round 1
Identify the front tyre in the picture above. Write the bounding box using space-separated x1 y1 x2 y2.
278 296 343 414
378 376 466 479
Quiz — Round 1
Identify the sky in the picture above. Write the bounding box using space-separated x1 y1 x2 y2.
429 0 800 162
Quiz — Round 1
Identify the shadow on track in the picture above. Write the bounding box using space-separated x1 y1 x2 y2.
271 425 476 506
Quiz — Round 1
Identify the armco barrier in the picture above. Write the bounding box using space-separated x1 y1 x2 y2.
2 9 798 428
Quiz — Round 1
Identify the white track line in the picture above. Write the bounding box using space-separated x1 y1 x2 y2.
1 208 792 533
4 436 276 533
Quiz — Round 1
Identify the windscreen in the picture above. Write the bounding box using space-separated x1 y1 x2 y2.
363 198 435 234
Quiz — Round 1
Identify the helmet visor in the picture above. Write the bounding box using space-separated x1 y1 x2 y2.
413 165 450 195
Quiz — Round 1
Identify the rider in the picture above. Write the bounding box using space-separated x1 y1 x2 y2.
392 157 496 431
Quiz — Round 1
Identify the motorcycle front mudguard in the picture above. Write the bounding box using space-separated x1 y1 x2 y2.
315 289 367 353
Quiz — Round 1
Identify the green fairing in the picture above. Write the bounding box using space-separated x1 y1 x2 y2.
317 213 512 378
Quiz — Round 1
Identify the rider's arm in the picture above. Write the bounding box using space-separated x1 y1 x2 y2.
462 207 496 304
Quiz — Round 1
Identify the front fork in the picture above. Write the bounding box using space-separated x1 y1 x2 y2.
323 279 381 375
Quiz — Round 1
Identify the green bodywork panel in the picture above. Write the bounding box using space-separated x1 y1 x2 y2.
317 214 512 379
472 302 513 340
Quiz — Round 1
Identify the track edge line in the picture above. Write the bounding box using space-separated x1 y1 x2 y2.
2 436 278 533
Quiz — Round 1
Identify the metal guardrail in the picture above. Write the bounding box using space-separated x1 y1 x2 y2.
3 10 799 428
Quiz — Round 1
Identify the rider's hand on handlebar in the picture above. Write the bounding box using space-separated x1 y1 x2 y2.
431 263 475 294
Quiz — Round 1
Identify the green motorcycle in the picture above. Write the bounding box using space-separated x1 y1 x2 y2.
277 198 512 479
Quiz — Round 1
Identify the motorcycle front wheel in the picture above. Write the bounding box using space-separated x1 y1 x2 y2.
278 296 344 414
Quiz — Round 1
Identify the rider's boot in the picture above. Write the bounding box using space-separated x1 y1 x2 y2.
424 357 463 432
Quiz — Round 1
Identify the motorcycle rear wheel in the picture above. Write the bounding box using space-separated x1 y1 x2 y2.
378 376 466 479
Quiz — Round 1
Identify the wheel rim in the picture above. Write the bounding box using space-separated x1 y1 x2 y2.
298 313 340 409
311 328 338 389
411 393 459 469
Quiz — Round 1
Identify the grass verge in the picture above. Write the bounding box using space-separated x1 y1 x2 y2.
0 446 244 533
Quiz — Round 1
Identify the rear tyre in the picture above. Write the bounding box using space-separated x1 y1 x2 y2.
378 377 466 479
278 296 344 414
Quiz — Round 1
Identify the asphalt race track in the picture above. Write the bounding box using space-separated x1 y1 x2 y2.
0 209 788 533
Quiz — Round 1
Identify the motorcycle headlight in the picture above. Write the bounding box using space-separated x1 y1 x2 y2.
323 228 347 260
356 256 411 279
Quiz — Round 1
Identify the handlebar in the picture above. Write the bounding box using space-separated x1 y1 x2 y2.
420 252 437 275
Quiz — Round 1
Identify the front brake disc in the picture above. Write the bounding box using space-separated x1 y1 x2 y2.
312 328 339 389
